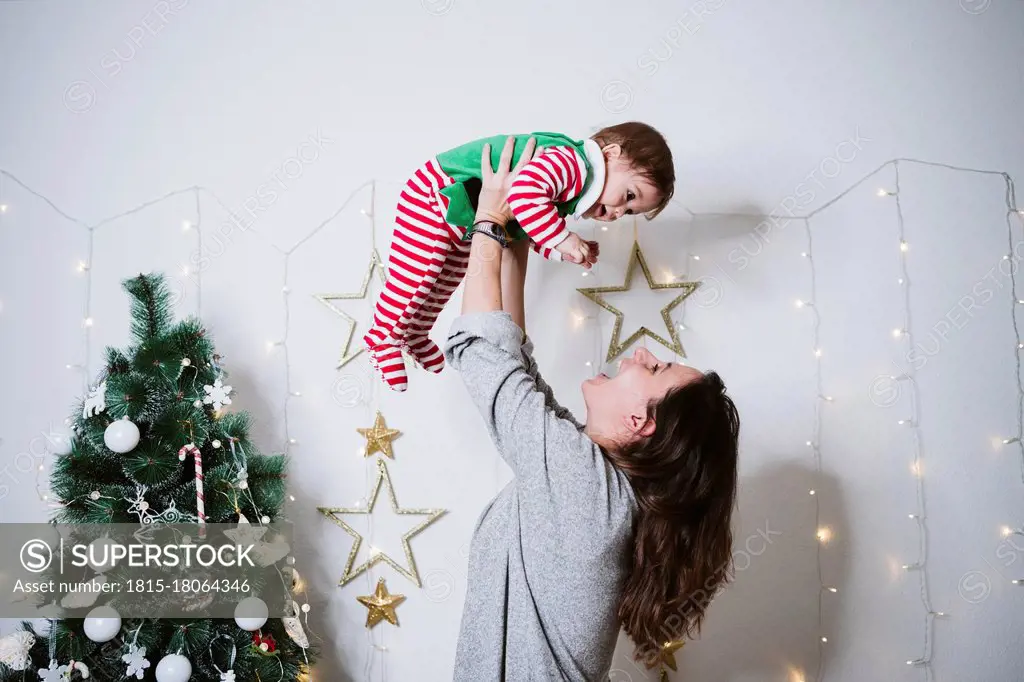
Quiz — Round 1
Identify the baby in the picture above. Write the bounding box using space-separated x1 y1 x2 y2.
363 121 675 391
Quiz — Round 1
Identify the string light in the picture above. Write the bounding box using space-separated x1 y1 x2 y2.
76 260 89 273
798 216 832 682
900 240 909 252
877 188 896 197
0 203 7 213
181 220 192 231
893 328 906 338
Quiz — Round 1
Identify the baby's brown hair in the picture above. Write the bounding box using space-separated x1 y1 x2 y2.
591 122 675 218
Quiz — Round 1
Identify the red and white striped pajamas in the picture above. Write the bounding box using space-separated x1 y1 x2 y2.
363 146 589 391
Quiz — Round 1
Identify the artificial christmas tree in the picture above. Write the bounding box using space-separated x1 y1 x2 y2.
0 273 316 681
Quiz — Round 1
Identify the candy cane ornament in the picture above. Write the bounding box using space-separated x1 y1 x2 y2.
178 443 206 538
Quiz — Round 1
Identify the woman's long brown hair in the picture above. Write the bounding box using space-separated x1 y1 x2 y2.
605 370 740 664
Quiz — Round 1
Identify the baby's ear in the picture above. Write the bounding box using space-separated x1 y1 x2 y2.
602 143 622 160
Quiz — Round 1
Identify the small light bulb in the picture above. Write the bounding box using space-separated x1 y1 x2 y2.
876 188 894 197
1012 579 1022 585
900 241 909 252
290 391 302 397
1001 526 1014 537
893 328 905 338
809 489 816 495
282 286 291 294
0 204 7 213
816 527 832 543
83 317 94 327
585 361 592 367
820 636 827 643
1018 343 1023 350
38 464 44 471
1004 254 1011 261
601 225 608 231
288 494 296 502
898 277 905 285
182 220 192 231
181 265 189 276
806 441 813 447
76 261 89 273
821 395 833 402
42 494 49 501
288 438 298 444
814 348 822 358
909 514 917 519
827 587 838 593
691 255 700 261
911 461 922 477
795 299 805 308
369 546 381 556
1003 437 1020 445
898 419 912 426
678 323 686 330
800 251 808 258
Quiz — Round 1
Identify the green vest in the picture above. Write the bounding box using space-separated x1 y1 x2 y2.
434 132 593 241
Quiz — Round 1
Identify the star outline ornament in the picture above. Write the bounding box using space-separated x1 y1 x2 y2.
317 458 446 587
356 577 406 628
357 410 401 458
577 241 700 362
314 248 389 369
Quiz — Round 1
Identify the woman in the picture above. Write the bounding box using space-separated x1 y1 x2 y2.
443 138 740 681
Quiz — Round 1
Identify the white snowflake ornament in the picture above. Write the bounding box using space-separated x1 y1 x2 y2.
121 643 150 679
203 378 233 411
38 659 69 682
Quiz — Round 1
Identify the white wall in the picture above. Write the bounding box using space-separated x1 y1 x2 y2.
2 1 1023 680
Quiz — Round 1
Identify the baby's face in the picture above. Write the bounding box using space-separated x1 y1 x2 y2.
583 152 662 222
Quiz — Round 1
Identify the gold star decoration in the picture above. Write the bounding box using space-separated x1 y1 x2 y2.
357 577 406 628
314 249 395 369
577 241 700 362
317 458 446 587
645 639 685 680
357 411 401 458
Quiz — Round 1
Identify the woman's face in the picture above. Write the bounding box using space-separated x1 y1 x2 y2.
582 346 702 443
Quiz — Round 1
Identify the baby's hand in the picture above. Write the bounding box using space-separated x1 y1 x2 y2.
554 232 599 269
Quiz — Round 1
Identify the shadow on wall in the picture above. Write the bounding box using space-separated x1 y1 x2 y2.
609 461 850 682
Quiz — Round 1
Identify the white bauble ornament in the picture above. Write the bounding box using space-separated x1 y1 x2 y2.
83 605 121 642
233 596 268 631
86 535 117 573
46 430 73 455
0 630 35 670
104 417 140 453
154 653 192 682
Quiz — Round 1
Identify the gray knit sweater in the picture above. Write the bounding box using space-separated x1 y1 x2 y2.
443 311 638 681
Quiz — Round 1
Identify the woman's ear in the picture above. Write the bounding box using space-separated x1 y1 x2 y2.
602 143 622 161
627 410 656 440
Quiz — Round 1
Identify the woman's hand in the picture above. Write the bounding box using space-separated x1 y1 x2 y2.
475 136 537 227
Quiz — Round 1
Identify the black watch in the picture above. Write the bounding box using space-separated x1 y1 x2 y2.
470 220 510 248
